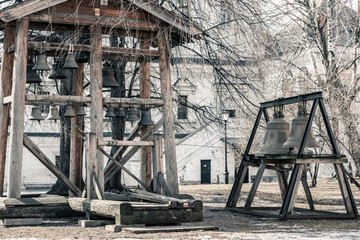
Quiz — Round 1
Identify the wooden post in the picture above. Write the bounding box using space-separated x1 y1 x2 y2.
69 63 85 195
88 24 104 199
7 19 29 198
152 134 163 193
158 29 179 194
0 25 16 196
140 39 152 185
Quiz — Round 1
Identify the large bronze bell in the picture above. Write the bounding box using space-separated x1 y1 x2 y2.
77 105 86 116
49 63 67 79
32 54 50 71
26 59 42 84
255 107 290 156
63 53 79 69
46 106 61 122
29 106 45 122
116 106 127 117
138 108 154 126
105 106 116 118
102 62 119 88
283 105 320 150
126 108 139 122
64 105 76 117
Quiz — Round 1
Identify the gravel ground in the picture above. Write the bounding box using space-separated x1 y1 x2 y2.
1 178 360 239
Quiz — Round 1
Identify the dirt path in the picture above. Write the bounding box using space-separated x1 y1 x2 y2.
1 178 360 239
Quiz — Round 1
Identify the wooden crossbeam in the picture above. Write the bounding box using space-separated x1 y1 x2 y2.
3 94 164 107
23 134 82 196
27 12 161 31
8 42 160 57
98 140 154 147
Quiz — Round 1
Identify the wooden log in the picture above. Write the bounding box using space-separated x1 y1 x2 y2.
140 39 152 185
7 19 29 198
8 41 160 57
23 134 82 196
0 25 15 197
5 94 164 107
69 63 84 196
88 24 104 200
67 198 203 226
158 29 179 194
158 172 172 197
152 134 163 194
98 140 154 147
130 189 192 204
0 196 81 219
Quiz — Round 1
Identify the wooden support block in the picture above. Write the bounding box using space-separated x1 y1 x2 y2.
0 218 42 226
78 219 114 228
122 225 219 233
105 224 123 232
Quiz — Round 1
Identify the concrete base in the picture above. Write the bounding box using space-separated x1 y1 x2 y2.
78 219 114 228
105 224 123 232
0 218 43 227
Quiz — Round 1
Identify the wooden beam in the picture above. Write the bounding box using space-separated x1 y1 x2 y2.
7 19 29 198
97 146 153 192
27 12 160 31
104 118 163 184
0 0 68 23
140 39 152 185
3 94 164 107
158 29 179 194
69 63 84 195
152 134 163 194
0 25 16 197
9 42 160 57
98 140 154 147
88 24 104 200
23 134 82 196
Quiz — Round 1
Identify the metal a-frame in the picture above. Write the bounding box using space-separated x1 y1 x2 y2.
226 92 359 219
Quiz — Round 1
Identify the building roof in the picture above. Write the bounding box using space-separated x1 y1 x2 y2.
0 0 202 39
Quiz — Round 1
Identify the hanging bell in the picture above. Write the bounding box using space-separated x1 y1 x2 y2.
116 106 127 117
29 106 45 122
126 108 139 122
46 106 61 122
64 105 76 117
105 106 116 118
75 33 90 63
283 105 320 150
77 105 86 116
255 108 290 156
138 108 154 126
102 62 119 88
63 53 79 69
49 63 67 79
32 54 50 71
26 59 42 84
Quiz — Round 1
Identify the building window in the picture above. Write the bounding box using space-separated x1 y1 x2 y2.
178 95 188 120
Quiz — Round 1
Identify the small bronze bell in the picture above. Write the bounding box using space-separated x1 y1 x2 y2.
102 62 119 88
64 105 76 117
46 106 61 122
138 108 154 126
116 106 127 117
77 105 86 116
126 108 139 122
29 106 45 122
26 59 42 84
63 53 79 69
255 107 290 156
32 54 50 71
49 63 67 79
105 106 116 118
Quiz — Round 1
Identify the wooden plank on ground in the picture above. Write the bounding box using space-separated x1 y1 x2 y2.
0 218 43 226
122 225 219 233
3 196 68 206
